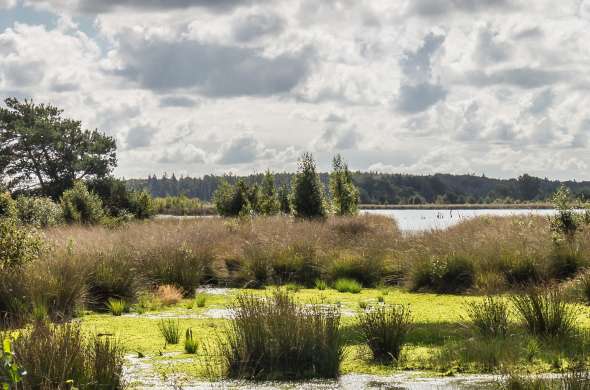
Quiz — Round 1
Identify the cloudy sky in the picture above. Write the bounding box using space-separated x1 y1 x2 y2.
1 0 590 179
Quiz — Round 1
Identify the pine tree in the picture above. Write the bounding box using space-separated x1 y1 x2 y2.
291 153 326 218
259 170 280 215
278 184 291 214
330 154 360 216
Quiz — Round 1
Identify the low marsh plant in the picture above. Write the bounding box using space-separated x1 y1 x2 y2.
409 255 475 293
158 319 181 345
184 328 198 354
285 283 302 292
358 304 413 363
195 294 207 308
315 279 328 290
106 299 127 316
465 295 510 338
218 290 343 380
156 284 183 306
511 287 576 339
334 278 362 293
11 322 124 389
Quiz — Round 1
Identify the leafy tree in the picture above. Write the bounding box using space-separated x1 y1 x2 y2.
128 191 155 220
259 170 280 215
329 154 359 216
290 153 326 219
0 98 117 199
278 184 291 214
0 217 43 270
60 181 104 224
213 179 250 217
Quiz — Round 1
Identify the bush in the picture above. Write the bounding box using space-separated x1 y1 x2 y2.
15 196 64 227
87 254 141 310
327 255 383 287
61 181 104 224
358 304 412 363
156 285 183 306
195 294 207 308
213 179 250 217
547 249 585 280
0 192 16 218
501 255 540 286
219 291 343 379
465 296 510 338
271 243 320 286
184 328 198 354
0 217 43 270
409 255 475 293
511 287 576 338
158 319 181 345
333 278 362 293
11 322 124 389
128 191 155 219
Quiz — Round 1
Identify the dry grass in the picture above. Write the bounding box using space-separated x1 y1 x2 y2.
156 285 183 306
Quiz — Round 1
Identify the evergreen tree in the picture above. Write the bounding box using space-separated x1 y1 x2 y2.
290 153 326 218
259 170 280 215
278 184 291 214
213 179 249 217
330 154 360 216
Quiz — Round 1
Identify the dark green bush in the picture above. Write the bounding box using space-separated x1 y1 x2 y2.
547 249 585 280
500 255 540 286
61 181 104 224
333 278 362 293
271 243 320 286
87 253 141 309
219 291 343 380
11 322 124 389
0 192 16 218
358 304 412 363
327 255 384 287
409 255 475 293
0 217 43 270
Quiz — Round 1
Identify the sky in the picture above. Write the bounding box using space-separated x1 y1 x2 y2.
1 0 590 180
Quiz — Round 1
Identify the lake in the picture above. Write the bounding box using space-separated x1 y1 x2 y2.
363 208 556 232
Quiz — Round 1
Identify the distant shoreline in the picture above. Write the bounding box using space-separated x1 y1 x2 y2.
359 203 554 210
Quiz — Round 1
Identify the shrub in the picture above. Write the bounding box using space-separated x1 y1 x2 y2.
195 294 207 308
240 244 272 288
285 283 302 292
213 179 250 217
158 319 181 345
358 304 413 363
547 249 585 280
409 255 474 293
511 287 576 338
87 254 141 310
272 243 320 286
0 217 43 270
327 255 384 287
501 255 540 286
106 299 126 316
128 190 155 219
329 154 359 216
334 278 362 293
156 285 183 306
15 196 64 227
0 192 16 218
11 322 124 389
465 296 510 338
218 291 343 380
61 181 105 224
184 328 198 354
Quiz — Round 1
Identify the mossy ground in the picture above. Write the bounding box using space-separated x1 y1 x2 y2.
79 288 590 385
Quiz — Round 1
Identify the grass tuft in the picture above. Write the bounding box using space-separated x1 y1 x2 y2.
105 298 127 316
333 278 362 294
184 328 198 354
156 284 183 306
158 319 181 345
465 295 510 338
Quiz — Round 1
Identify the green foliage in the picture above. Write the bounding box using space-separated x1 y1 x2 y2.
195 294 207 308
213 179 251 217
128 190 155 219
0 217 43 270
60 181 105 224
184 328 198 354
219 291 343 379
465 296 510 338
333 278 362 293
258 171 280 215
0 98 117 199
327 255 384 287
87 177 154 219
158 319 181 345
315 279 328 290
1 339 25 389
106 299 127 316
11 322 124 389
15 196 64 227
549 185 586 243
358 304 413 363
290 153 326 219
153 195 210 216
409 255 475 293
330 154 359 216
278 184 291 214
511 287 576 338
87 254 141 310
0 192 16 218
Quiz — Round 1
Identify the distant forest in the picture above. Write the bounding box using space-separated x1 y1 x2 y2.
126 173 590 205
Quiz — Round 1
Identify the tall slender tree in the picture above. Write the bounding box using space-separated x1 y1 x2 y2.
290 152 326 218
330 154 359 216
259 170 280 215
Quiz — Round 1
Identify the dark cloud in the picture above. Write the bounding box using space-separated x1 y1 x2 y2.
400 33 445 82
115 37 313 97
73 0 267 13
465 67 566 89
159 96 199 108
397 83 447 113
216 133 263 164
232 11 285 42
409 0 511 17
126 126 157 149
3 60 44 87
317 125 362 150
